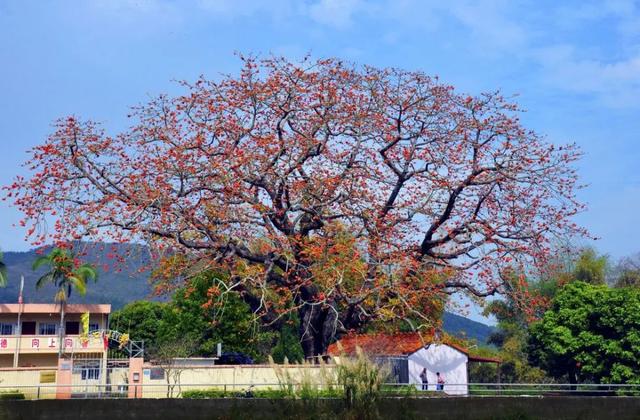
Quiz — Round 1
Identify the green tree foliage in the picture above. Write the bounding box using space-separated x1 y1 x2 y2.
475 271 549 383
529 281 640 384
472 247 611 383
108 300 167 347
481 303 548 383
572 248 609 285
111 271 305 363
159 272 278 361
270 313 305 364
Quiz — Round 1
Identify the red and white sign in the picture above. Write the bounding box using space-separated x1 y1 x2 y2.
31 339 39 349
64 338 73 349
0 338 7 349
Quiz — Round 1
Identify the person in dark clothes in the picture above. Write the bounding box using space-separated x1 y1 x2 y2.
419 368 428 390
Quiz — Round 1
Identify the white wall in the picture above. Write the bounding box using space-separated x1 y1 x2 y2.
140 365 338 398
407 344 468 395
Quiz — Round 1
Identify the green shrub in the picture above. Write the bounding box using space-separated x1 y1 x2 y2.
252 389 290 399
0 391 25 400
182 389 231 399
182 388 301 399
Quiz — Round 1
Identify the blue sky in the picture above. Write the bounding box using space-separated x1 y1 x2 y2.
1 0 639 262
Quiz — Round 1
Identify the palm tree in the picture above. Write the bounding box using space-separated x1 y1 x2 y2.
33 247 98 356
0 251 7 287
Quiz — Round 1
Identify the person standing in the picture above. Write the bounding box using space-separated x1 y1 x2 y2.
436 372 445 391
419 368 428 391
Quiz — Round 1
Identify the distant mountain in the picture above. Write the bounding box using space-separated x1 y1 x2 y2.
1 243 495 344
442 311 495 345
0 242 157 309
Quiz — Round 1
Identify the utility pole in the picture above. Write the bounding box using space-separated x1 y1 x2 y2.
13 276 24 368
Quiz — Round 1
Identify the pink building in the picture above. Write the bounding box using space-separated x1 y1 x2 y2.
0 303 111 368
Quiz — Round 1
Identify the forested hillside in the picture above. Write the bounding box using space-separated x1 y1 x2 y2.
0 243 156 308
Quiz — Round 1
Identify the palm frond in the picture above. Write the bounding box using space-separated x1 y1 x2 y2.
35 273 55 290
32 247 96 302
68 276 87 296
32 255 52 271
75 265 98 283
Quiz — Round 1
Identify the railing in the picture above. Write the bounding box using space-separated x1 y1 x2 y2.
466 382 640 396
2 382 640 400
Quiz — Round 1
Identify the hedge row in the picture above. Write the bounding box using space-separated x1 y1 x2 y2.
0 391 26 400
182 388 343 399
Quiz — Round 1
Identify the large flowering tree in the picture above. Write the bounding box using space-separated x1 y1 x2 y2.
5 57 586 357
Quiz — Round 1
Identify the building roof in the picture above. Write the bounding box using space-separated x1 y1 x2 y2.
327 332 500 363
467 354 502 364
0 303 111 314
327 332 426 356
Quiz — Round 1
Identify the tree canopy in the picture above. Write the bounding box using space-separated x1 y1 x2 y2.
474 246 611 384
158 271 278 361
5 56 586 356
110 271 302 362
108 300 167 349
529 281 640 384
572 248 608 285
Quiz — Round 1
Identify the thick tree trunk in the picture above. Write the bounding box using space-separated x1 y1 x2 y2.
298 302 338 360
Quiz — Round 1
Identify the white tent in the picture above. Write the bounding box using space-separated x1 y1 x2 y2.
328 332 501 396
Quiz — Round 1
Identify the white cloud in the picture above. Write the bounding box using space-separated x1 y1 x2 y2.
196 0 295 21
86 0 184 28
554 0 640 39
83 0 640 109
447 0 528 52
534 44 640 108
307 0 367 28
90 0 179 19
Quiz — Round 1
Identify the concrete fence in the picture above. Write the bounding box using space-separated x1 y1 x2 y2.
0 363 339 399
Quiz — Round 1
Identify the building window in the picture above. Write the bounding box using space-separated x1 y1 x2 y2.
38 323 57 335
75 360 101 381
65 321 80 335
89 323 100 332
0 323 13 335
22 321 36 335
81 368 101 380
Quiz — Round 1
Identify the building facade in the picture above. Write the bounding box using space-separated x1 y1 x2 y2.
0 303 111 368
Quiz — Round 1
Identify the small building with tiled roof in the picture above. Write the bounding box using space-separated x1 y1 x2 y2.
327 332 500 395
